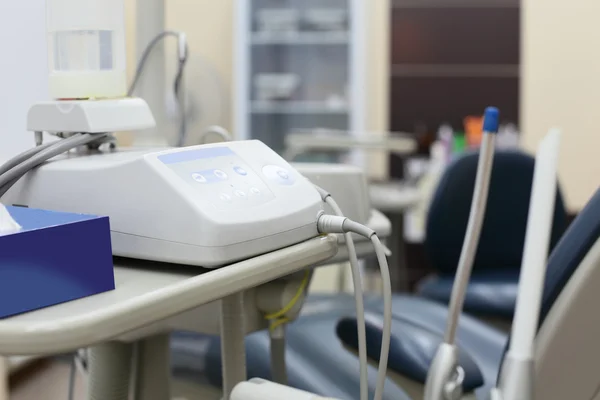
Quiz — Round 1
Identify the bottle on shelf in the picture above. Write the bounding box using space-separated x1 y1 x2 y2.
437 123 454 162
497 123 520 149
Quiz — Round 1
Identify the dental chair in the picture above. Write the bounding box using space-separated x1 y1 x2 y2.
172 188 600 399
417 150 568 320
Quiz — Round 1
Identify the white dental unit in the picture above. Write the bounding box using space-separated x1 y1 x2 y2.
4 141 325 267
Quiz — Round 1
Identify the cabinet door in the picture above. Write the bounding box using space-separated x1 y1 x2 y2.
241 0 359 162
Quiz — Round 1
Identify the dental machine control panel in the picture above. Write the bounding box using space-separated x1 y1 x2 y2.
158 146 281 210
3 141 324 268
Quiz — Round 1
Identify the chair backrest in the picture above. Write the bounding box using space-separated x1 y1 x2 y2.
505 189 600 398
425 151 568 274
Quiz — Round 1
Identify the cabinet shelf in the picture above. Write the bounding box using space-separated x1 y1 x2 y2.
251 31 349 45
392 0 519 8
391 64 519 78
251 101 349 114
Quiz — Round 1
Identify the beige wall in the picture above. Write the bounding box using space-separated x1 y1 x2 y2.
124 0 234 144
365 0 391 179
124 0 389 177
522 1 600 212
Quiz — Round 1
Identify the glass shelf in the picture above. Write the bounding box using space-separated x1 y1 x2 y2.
251 100 349 114
251 31 349 45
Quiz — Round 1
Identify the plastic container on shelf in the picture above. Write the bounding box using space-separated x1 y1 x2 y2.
256 9 300 33
304 9 348 31
254 74 300 101
46 0 127 100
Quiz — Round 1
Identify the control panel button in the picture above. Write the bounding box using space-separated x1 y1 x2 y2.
214 170 228 180
250 187 261 195
262 165 295 185
219 193 232 202
233 166 248 176
234 190 247 198
191 173 207 183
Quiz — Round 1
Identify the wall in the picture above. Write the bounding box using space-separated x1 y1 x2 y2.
125 0 390 177
121 0 233 145
165 0 235 135
365 0 391 179
521 0 600 211
0 2 49 161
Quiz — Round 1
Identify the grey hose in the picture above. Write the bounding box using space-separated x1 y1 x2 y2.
128 31 188 97
0 133 108 198
326 197 369 400
312 183 368 400
370 234 392 400
0 143 55 198
0 142 54 176
199 126 232 144
444 133 496 344
128 31 189 147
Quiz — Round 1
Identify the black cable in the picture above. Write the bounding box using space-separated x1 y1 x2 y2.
173 58 188 147
128 31 188 97
67 356 76 400
128 31 189 147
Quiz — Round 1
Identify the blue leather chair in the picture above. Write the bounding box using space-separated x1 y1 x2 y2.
171 188 600 399
417 150 568 318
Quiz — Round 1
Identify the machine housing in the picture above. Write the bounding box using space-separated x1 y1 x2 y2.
3 140 324 267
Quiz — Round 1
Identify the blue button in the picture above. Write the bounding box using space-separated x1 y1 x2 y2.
191 173 207 183
214 170 228 180
219 193 232 202
233 166 248 176
262 165 295 186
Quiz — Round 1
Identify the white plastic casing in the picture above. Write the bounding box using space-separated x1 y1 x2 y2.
0 203 21 233
231 379 338 400
3 141 324 268
27 99 156 134
46 0 127 99
293 162 371 224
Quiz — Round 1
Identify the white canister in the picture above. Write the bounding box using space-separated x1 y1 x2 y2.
46 0 127 99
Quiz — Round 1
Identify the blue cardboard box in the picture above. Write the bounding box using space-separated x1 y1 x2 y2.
0 206 115 319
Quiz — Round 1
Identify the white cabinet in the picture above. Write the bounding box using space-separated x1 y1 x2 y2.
234 0 366 162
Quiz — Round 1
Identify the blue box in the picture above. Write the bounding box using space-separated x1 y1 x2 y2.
0 206 115 319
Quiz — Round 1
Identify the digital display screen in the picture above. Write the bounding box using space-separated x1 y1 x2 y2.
158 147 235 165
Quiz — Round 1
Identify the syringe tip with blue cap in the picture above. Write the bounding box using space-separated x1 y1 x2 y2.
483 106 500 134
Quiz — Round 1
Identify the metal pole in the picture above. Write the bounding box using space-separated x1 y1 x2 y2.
87 342 134 400
220 292 248 400
0 357 8 400
386 212 409 292
133 334 171 400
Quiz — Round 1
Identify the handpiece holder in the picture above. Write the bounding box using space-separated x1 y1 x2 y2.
424 107 500 400
231 378 340 400
27 98 156 136
492 129 561 400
